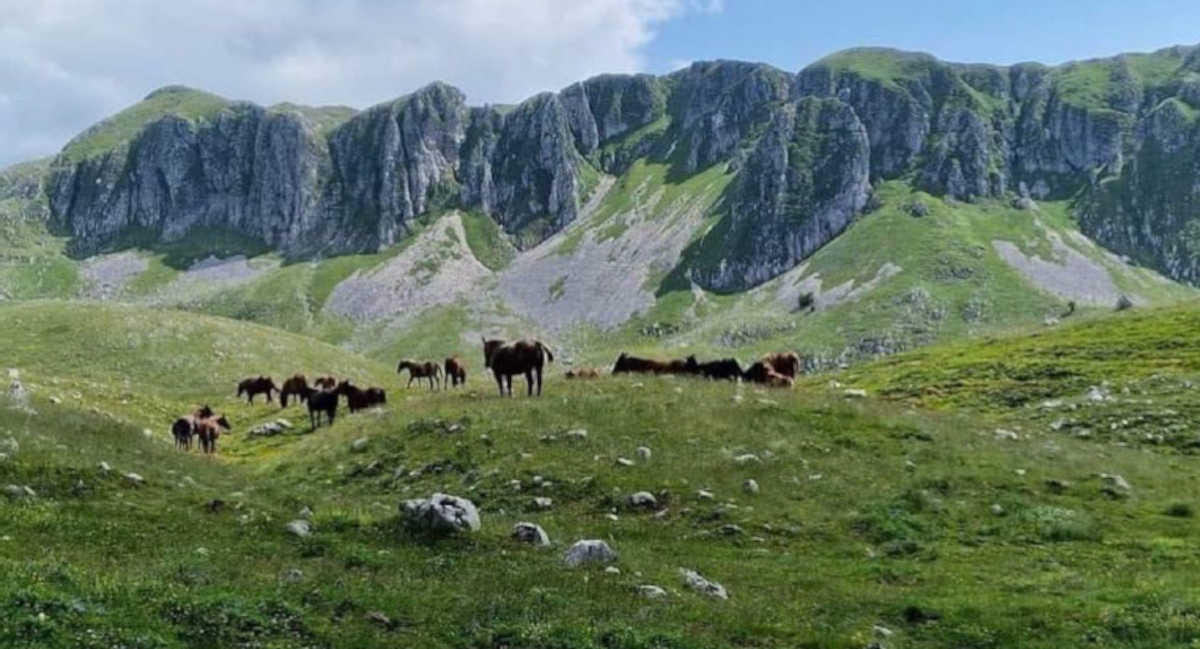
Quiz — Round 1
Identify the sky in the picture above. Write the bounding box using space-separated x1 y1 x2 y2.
2 0 1198 167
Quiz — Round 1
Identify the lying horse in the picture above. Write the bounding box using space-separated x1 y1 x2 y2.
482 337 554 397
762 352 802 379
397 360 441 390
696 358 744 381
336 381 387 412
279 374 309 408
612 353 698 375
444 357 468 388
171 405 215 450
302 386 338 430
237 376 278 404
194 414 232 454
743 361 794 388
565 367 602 379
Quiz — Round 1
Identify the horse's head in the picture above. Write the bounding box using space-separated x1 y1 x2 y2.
685 355 700 372
482 339 502 368
335 380 354 394
612 353 629 373
196 404 214 419
215 415 231 431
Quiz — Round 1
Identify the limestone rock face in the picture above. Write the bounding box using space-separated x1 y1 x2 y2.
34 44 1200 291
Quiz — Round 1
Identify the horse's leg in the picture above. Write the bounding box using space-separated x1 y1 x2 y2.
536 366 543 396
525 370 534 396
506 374 513 397
407 375 415 388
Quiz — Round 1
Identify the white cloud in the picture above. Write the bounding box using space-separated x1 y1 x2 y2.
0 0 719 166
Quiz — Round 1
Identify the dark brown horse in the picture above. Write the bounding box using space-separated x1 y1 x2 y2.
237 376 278 404
612 353 698 375
171 405 214 450
194 414 231 454
762 352 802 379
313 376 337 391
397 360 442 390
482 337 554 396
444 357 468 388
695 358 744 381
336 381 387 412
302 387 338 430
279 374 309 408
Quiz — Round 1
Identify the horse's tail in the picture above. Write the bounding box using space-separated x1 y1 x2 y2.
537 341 554 364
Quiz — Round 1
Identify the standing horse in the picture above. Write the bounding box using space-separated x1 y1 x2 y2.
194 414 231 455
279 374 310 408
237 376 278 404
444 357 468 388
302 386 338 430
313 376 338 391
171 406 214 451
397 360 441 390
482 337 554 397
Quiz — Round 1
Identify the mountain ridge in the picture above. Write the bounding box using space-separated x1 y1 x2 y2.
7 42 1200 307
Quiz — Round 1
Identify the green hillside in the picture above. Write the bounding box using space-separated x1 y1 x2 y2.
2 300 1200 647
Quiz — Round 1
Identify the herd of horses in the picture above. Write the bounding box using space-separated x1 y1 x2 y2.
169 336 801 454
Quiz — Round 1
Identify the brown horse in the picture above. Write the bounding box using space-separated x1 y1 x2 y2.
171 405 215 450
194 414 232 454
762 352 802 379
279 374 309 408
336 381 387 412
565 367 602 379
482 337 554 397
313 376 337 391
237 376 278 404
695 358 744 381
612 353 698 376
444 357 468 388
397 360 441 390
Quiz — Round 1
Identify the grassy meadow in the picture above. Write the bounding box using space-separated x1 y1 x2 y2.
2 301 1200 647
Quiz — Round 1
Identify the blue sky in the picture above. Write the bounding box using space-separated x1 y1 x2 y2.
646 0 1200 73
2 0 1198 167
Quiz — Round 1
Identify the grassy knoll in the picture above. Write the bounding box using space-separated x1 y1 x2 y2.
2 301 1200 646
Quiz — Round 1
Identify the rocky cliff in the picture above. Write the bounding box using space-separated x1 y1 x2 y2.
38 43 1200 290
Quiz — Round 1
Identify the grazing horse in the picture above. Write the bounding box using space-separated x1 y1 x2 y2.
482 337 554 397
743 361 794 388
762 352 802 379
194 414 231 455
444 357 468 388
612 353 698 376
397 360 442 390
336 381 387 412
696 358 744 381
279 374 310 408
313 376 337 391
565 367 602 379
171 405 214 451
237 376 278 404
303 387 338 430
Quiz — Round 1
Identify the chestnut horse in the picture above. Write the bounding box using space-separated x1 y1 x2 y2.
397 360 441 390
762 352 802 379
482 338 554 397
743 361 794 388
279 374 309 408
237 376 278 404
444 357 468 388
194 414 232 454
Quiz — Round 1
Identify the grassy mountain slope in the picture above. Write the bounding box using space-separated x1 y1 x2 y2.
3 301 1200 647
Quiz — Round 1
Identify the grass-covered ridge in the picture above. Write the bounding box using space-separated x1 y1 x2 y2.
58 86 232 163
4 299 1200 646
